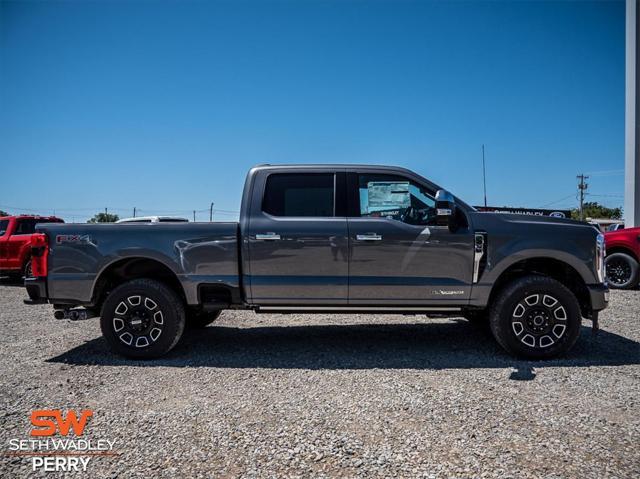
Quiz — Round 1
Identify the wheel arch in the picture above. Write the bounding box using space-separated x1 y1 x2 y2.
487 257 591 318
605 246 639 262
92 257 186 309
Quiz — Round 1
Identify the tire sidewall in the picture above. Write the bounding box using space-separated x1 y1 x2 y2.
491 277 582 359
605 253 639 289
100 279 185 359
23 259 32 279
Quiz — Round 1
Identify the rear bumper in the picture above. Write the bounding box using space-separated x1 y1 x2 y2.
23 277 48 305
588 283 609 312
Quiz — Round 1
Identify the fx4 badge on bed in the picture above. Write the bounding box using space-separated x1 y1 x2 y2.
56 234 92 244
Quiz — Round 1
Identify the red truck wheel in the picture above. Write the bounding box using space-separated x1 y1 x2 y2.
605 253 639 289
23 260 32 279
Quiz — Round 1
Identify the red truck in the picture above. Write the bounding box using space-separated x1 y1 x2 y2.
604 226 640 289
0 215 64 279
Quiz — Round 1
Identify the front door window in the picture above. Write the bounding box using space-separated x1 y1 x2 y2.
358 174 437 226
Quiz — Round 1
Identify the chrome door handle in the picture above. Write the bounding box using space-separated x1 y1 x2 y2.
256 233 281 241
356 234 382 241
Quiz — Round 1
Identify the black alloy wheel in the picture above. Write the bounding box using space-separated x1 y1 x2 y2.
101 279 185 358
605 253 639 289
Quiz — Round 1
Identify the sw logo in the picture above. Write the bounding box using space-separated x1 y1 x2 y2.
8 409 115 473
30 409 93 436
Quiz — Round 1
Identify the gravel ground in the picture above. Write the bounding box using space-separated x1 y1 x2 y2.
0 281 639 478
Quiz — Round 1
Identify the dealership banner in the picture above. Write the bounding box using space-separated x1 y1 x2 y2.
474 206 572 218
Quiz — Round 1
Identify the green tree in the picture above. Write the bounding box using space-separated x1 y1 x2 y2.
571 201 622 220
0 210 9 217
88 212 120 223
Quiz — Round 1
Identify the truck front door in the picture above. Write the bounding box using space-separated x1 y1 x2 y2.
347 172 474 305
246 171 349 304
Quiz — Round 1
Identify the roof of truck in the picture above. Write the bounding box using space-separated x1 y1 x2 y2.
253 163 414 171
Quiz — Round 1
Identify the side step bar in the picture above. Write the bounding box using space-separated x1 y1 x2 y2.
255 306 462 314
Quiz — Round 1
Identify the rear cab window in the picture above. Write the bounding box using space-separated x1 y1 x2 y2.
263 173 335 217
14 219 37 235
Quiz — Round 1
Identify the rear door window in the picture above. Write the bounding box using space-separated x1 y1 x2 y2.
263 173 335 217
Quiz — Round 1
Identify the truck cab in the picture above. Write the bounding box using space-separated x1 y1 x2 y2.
240 165 474 308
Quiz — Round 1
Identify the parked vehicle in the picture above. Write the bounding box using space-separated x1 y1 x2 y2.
604 226 640 289
24 165 608 359
606 223 625 232
116 216 189 224
0 215 64 278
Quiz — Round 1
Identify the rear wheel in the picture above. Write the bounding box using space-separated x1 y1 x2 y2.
489 275 581 359
100 279 185 359
605 253 639 289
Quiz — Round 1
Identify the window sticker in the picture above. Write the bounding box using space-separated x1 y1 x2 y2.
365 181 410 214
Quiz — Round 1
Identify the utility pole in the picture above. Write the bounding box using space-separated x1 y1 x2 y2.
105 207 108 216
482 144 488 208
577 174 589 221
193 210 196 222
133 207 136 218
210 202 214 222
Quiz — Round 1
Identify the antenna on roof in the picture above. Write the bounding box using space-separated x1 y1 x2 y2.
482 144 488 208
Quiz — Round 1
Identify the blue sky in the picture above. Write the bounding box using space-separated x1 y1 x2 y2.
0 0 625 221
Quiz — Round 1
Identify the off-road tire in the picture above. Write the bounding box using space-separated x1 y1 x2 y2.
489 275 581 359
100 278 185 359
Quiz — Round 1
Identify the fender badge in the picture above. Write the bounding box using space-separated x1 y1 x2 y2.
56 234 92 244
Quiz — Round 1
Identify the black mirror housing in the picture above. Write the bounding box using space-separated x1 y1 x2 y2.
435 190 457 230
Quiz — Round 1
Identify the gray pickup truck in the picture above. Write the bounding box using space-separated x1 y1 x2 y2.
25 164 608 359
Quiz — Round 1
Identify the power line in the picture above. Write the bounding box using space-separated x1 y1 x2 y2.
539 194 576 208
584 169 625 177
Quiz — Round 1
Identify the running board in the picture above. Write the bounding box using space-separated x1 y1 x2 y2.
255 306 462 314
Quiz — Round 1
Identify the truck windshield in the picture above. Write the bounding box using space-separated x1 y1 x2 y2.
0 220 8 236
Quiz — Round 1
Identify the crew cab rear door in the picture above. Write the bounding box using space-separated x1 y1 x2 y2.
346 171 474 305
245 169 349 304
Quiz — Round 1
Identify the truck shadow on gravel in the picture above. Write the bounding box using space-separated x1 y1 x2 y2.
47 321 640 379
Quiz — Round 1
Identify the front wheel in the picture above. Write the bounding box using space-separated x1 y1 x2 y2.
23 259 32 279
489 275 582 359
100 279 185 359
605 253 639 289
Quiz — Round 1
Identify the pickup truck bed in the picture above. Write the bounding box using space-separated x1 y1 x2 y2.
28 222 241 307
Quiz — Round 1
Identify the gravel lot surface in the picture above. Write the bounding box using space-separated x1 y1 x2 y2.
0 281 639 478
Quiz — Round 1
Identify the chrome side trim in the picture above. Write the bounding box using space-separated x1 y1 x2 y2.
473 232 486 284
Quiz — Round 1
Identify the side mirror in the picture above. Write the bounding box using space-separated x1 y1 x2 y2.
435 189 457 230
